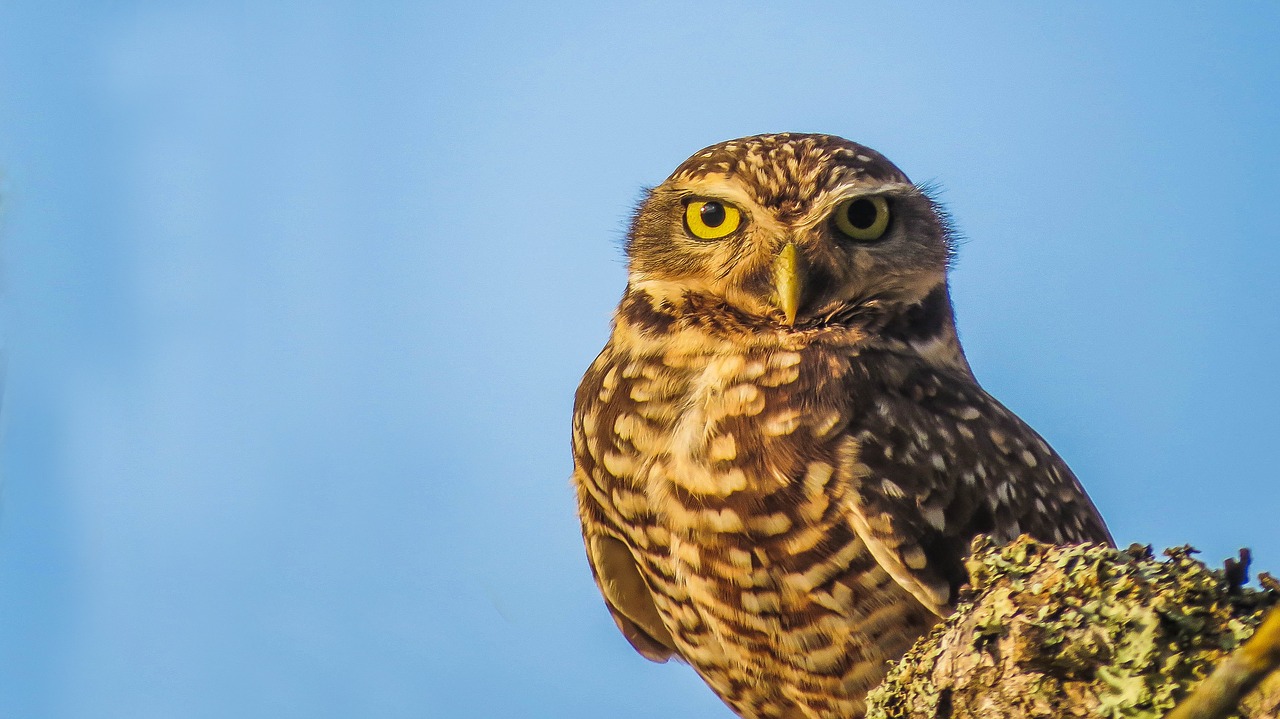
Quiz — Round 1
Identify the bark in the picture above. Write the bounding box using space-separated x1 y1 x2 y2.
865 538 1280 719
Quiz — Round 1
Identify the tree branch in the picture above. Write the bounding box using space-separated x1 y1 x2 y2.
866 538 1280 719
1167 608 1280 719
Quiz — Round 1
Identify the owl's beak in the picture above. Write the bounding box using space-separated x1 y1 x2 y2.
772 243 803 326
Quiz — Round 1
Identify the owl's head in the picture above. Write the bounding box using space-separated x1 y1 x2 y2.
625 134 954 332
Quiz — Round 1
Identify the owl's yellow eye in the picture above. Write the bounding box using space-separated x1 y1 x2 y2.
833 196 890 241
684 200 742 240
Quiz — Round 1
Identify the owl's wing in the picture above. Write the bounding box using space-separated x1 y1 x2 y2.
571 350 677 663
581 530 676 663
837 349 1112 616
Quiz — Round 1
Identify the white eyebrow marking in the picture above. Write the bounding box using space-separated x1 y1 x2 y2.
791 182 919 230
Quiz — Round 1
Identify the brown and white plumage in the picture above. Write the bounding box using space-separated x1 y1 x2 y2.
571 133 1111 719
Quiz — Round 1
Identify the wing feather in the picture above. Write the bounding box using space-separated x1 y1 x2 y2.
584 533 676 663
838 349 1112 612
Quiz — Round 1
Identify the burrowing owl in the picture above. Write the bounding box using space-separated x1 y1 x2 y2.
571 133 1111 719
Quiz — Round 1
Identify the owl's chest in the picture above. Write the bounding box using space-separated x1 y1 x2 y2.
589 343 858 537
580 342 938 710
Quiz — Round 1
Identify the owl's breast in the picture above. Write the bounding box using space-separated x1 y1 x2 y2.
645 344 855 518
579 333 876 531
583 340 937 717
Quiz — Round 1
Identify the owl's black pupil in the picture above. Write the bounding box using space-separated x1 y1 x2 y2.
846 199 878 229
700 202 726 227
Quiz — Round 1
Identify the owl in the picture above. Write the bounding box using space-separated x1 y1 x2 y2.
571 133 1111 719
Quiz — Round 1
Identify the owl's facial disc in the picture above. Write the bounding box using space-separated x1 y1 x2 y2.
625 136 953 332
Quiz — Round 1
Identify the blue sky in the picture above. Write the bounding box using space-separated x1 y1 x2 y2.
0 3 1277 717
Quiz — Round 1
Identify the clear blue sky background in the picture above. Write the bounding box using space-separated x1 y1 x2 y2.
1 3 1277 717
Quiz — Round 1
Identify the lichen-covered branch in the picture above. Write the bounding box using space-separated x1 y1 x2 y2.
865 538 1280 719
1167 608 1280 719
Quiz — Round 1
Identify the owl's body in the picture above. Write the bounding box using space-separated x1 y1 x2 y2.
572 134 1110 719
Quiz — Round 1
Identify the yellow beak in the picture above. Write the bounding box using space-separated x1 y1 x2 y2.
772 242 803 326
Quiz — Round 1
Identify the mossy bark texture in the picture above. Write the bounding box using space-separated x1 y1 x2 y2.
866 538 1280 719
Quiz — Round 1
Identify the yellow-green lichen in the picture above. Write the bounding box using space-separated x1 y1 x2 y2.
867 538 1278 719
